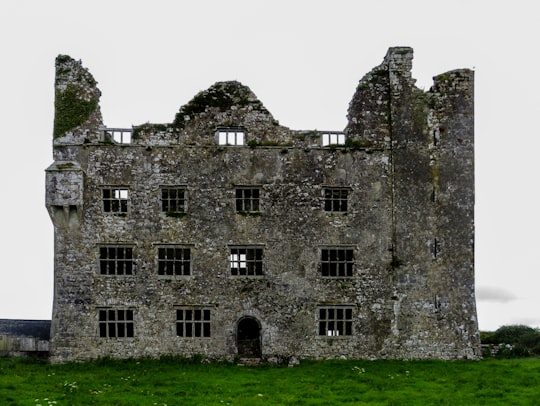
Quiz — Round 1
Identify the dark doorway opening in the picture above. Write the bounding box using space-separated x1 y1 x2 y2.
237 317 261 358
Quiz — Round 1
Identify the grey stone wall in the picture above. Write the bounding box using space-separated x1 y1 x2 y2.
46 48 480 363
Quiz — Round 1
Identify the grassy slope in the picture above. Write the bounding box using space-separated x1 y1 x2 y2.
1 357 539 405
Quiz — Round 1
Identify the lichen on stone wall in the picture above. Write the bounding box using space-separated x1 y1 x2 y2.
132 123 173 140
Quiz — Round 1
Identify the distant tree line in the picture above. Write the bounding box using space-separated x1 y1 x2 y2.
481 325 540 358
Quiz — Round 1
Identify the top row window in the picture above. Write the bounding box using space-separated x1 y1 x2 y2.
321 132 346 147
217 130 245 146
102 127 346 147
102 128 132 144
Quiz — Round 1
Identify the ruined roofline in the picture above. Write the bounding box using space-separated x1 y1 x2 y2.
52 48 473 148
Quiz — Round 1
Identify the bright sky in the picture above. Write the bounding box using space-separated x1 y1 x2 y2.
1 0 538 332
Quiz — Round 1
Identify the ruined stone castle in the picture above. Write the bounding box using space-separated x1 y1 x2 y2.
46 47 480 363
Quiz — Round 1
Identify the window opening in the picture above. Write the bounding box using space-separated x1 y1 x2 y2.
161 187 186 214
321 247 354 277
321 132 346 146
176 308 211 337
103 128 132 144
235 187 260 212
103 187 129 213
99 245 134 275
217 129 245 146
324 188 349 212
99 309 134 338
431 238 441 258
230 247 263 276
158 246 191 276
318 306 353 336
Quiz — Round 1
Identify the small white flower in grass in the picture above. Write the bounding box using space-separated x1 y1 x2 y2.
353 366 366 374
257 394 263 397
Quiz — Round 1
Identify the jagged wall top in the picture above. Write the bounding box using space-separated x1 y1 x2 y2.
51 47 473 148
53 55 103 140
345 47 473 147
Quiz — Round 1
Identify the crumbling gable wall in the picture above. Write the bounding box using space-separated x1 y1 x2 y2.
46 47 479 363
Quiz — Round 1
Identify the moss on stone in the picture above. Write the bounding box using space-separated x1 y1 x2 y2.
344 138 374 149
53 84 98 138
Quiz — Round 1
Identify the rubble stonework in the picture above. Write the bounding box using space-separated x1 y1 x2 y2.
46 48 480 363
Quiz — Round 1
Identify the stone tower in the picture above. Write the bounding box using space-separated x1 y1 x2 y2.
46 47 479 363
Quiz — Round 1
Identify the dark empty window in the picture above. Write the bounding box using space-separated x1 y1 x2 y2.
321 247 354 277
158 246 191 276
176 308 211 337
103 187 129 213
318 307 353 336
99 245 134 275
235 187 260 212
229 247 263 276
99 309 134 338
324 188 348 212
161 187 186 214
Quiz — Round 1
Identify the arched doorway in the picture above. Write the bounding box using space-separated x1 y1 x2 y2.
237 317 261 358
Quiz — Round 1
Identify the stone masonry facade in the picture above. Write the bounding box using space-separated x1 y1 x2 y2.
46 47 480 363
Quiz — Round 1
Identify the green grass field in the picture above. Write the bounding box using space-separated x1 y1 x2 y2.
1 356 539 405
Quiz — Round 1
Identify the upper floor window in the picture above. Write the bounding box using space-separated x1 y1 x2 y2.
161 186 186 215
157 246 191 277
229 246 264 276
99 245 134 275
103 128 132 144
321 132 346 147
235 187 260 213
318 306 353 337
324 187 349 212
176 308 211 338
217 129 245 146
98 309 134 338
103 187 129 213
320 247 355 277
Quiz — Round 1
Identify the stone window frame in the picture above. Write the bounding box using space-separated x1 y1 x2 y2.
216 128 246 146
228 245 264 277
317 306 353 337
102 186 130 214
235 186 261 213
323 187 350 213
321 132 346 147
175 307 212 338
102 127 133 144
319 246 356 278
160 185 187 217
156 244 192 279
98 308 135 338
98 244 135 276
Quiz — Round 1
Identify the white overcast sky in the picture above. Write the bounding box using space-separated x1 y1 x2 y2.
1 0 538 331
